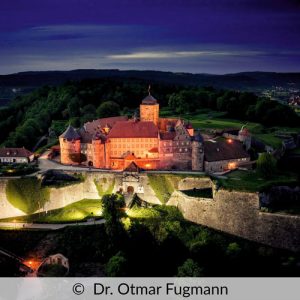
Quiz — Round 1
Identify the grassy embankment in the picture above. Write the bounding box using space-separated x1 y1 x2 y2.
217 170 298 193
147 174 184 204
147 174 208 203
1 199 102 223
6 178 50 214
3 175 102 223
94 178 115 197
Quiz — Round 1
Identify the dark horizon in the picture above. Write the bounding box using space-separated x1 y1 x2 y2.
1 0 300 75
3 68 300 77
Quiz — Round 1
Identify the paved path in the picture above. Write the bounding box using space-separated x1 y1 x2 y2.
0 219 105 230
38 155 208 175
38 152 121 173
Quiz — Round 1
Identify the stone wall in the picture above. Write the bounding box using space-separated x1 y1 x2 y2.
1 172 300 252
0 173 117 217
0 179 25 219
168 188 300 251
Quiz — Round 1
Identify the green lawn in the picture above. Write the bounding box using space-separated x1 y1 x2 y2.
1 199 102 223
160 108 300 149
160 108 261 131
254 133 283 149
147 174 191 203
126 207 162 219
217 170 298 192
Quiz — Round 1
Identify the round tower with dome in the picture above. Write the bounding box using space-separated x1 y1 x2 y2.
59 125 81 165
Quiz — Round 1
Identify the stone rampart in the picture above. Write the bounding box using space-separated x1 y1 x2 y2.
168 188 300 251
0 179 25 219
1 172 300 252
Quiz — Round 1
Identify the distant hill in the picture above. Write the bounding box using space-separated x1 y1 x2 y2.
1 69 300 103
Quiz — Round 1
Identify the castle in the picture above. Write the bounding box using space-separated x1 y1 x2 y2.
59 90 250 172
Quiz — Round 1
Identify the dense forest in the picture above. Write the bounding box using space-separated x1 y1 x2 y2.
0 77 299 150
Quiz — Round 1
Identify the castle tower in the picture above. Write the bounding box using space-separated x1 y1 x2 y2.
238 126 251 151
92 138 105 168
192 133 204 171
140 86 159 126
104 140 111 168
59 125 81 165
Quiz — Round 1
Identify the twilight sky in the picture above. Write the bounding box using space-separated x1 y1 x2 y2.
1 0 300 74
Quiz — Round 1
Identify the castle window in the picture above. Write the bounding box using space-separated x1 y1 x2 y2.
185 148 188 152
179 148 182 152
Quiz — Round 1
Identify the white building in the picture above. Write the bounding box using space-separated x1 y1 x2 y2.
0 147 34 164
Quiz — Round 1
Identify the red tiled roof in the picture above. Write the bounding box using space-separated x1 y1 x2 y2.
124 153 136 160
148 147 158 153
204 140 250 162
0 147 33 158
84 116 128 134
108 121 158 138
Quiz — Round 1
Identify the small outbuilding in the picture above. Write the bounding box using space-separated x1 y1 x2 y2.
204 139 250 173
0 147 34 164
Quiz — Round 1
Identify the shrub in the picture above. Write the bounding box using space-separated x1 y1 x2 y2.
105 251 127 276
177 259 203 277
257 153 277 179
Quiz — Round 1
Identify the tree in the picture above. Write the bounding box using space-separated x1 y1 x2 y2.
96 101 120 118
67 97 81 117
177 259 203 277
256 153 277 179
102 194 126 238
105 251 127 276
102 194 126 222
226 242 242 259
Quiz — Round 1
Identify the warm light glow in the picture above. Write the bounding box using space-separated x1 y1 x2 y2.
227 139 233 144
145 163 151 168
228 162 237 170
24 259 40 270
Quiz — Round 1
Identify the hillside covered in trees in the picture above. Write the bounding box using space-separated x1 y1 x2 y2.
0 77 299 151
2 70 300 95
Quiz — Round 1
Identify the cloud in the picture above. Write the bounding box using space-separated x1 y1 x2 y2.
107 50 266 60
